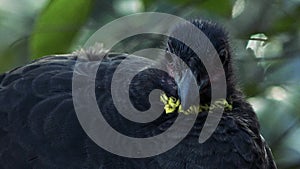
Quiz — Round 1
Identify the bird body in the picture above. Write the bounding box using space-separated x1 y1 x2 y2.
0 20 277 169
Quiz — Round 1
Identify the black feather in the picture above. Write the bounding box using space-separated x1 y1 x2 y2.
0 20 277 169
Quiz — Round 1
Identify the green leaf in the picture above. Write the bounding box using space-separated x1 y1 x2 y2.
198 0 232 17
0 38 29 73
30 0 94 59
165 0 232 17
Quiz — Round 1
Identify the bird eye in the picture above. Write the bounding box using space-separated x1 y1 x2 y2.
219 48 228 64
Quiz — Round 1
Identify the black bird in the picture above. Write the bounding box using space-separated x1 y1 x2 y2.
0 20 277 169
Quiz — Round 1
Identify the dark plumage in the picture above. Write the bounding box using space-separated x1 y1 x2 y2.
0 20 277 169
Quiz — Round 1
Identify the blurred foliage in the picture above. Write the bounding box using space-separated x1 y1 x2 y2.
30 0 94 59
0 0 300 168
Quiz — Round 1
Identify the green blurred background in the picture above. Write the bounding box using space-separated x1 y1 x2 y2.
0 0 299 168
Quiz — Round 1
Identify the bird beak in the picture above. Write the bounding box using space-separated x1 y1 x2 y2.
176 69 199 110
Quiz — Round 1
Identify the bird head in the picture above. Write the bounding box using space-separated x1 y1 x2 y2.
164 20 232 110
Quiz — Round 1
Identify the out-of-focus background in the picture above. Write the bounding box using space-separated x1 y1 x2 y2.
0 0 299 168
